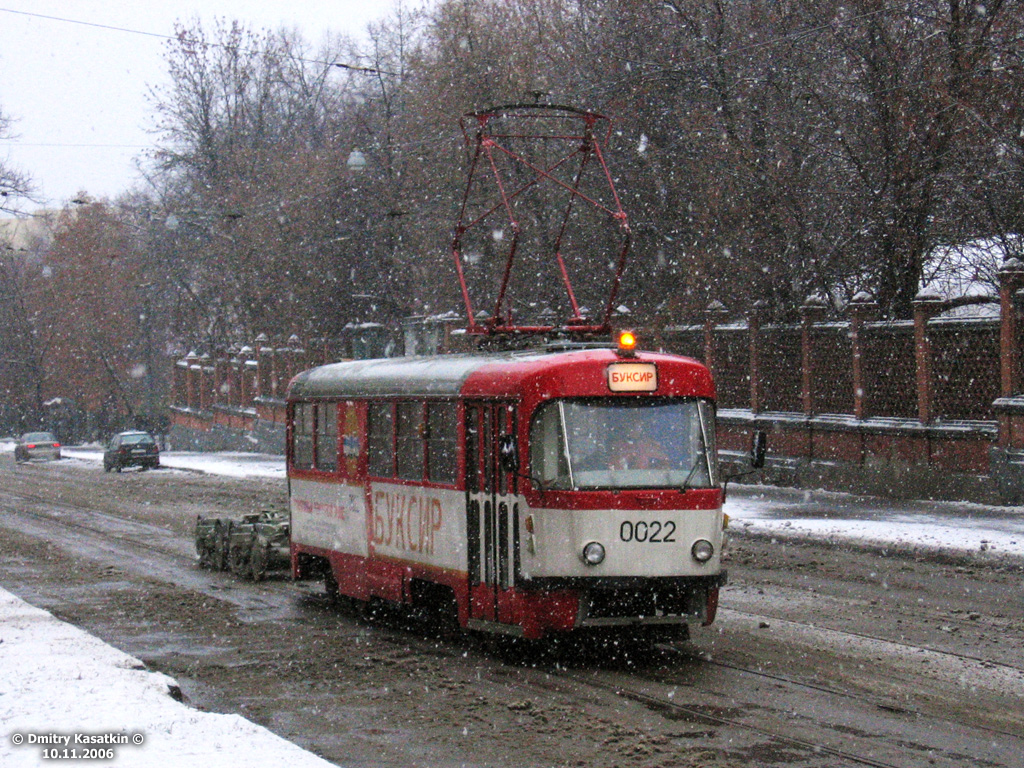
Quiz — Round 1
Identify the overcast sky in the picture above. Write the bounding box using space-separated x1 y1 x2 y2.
0 1 397 210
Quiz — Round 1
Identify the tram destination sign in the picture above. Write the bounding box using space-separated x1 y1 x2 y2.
607 362 658 392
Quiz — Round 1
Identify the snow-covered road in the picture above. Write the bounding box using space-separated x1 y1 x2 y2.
726 484 1024 560
3 441 1022 768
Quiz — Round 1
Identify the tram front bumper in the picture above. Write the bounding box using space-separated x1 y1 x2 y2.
522 573 727 628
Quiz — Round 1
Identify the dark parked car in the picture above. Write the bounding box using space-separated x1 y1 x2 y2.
14 432 62 463
103 431 160 472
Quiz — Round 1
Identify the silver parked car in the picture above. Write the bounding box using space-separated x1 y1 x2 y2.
14 432 62 463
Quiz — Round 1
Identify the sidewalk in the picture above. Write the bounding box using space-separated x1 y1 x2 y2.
726 483 1024 561
0 588 336 768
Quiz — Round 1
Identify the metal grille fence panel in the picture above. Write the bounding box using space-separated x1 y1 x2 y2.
712 327 751 409
634 315 1000 421
759 325 803 412
862 322 917 418
811 324 854 414
1016 309 1024 391
931 320 1000 420
661 327 704 361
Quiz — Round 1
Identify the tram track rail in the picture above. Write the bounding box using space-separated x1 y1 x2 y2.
722 606 1024 677
0 485 190 559
13 474 1020 691
695 652 1024 740
727 571 1024 641
534 638 1024 768
0 484 309 620
564 671 906 768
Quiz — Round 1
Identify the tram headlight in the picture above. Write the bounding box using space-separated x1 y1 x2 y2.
582 541 606 565
691 539 715 563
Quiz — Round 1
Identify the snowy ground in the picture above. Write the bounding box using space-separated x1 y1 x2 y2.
60 445 286 479
8 439 1023 560
1 441 324 767
3 441 1022 767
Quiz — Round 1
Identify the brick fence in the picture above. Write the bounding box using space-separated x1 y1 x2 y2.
654 260 1024 503
169 262 1024 503
168 329 391 453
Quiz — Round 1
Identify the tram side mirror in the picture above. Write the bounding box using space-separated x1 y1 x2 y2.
750 430 767 469
498 434 519 475
723 430 768 503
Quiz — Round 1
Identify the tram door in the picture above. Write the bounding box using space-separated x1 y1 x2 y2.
465 401 519 625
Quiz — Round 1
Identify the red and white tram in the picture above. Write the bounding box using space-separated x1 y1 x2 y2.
287 104 733 641
286 338 727 641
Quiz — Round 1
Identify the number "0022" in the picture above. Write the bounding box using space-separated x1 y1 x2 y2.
619 520 676 543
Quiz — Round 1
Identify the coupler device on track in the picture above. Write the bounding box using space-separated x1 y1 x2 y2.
195 509 290 581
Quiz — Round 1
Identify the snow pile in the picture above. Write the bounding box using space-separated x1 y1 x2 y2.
156 451 285 478
61 447 285 479
0 588 334 768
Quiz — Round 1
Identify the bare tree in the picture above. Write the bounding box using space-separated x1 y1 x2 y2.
0 107 33 213
137 0 1024 348
148 20 369 343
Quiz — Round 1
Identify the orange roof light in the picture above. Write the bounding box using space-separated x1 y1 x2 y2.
617 330 637 355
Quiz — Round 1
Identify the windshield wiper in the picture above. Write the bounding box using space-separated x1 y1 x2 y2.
680 456 706 492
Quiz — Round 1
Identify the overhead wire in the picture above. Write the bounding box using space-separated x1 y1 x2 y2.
1 3 1012 203
0 142 151 148
0 5 398 179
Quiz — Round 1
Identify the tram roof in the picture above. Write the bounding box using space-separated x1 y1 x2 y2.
288 352 508 399
287 347 714 401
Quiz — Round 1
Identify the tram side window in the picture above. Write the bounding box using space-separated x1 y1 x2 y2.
426 402 457 484
529 402 569 489
465 406 479 493
368 402 394 477
316 402 338 472
397 402 425 480
293 403 315 470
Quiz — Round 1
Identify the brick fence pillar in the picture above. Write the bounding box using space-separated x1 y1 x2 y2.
255 334 271 400
913 288 946 424
185 352 199 410
849 293 877 420
198 354 213 411
999 258 1024 398
748 301 766 414
995 258 1024 453
703 300 728 376
174 360 188 409
239 346 253 408
800 294 828 416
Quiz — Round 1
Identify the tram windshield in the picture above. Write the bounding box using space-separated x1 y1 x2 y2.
529 398 717 490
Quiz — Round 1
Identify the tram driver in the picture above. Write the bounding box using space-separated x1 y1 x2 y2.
608 421 671 471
